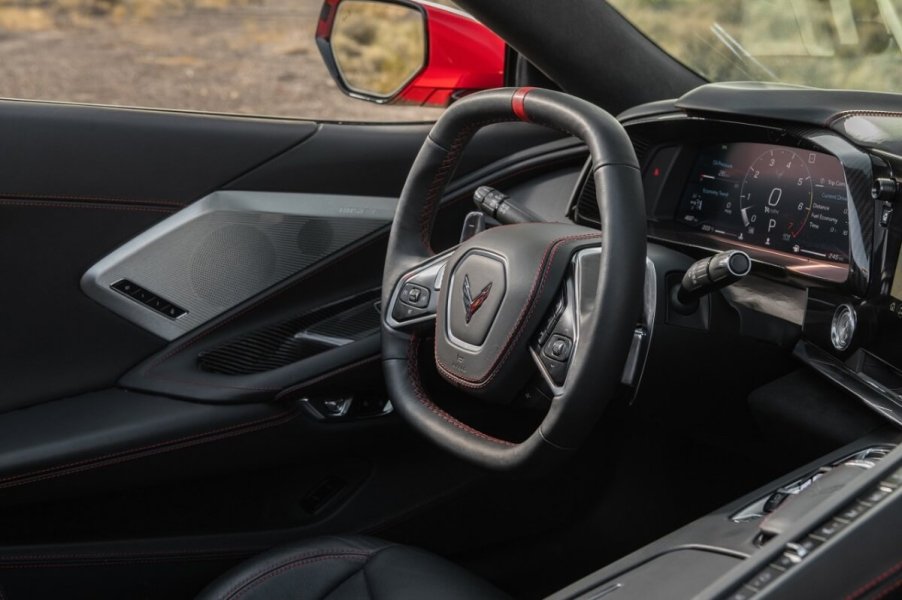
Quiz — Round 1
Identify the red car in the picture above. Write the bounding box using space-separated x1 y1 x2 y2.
0 0 899 598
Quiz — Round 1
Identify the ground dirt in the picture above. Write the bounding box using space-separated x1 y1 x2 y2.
0 0 444 122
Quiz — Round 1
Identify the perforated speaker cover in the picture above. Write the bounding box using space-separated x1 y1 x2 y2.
197 291 380 375
81 191 396 340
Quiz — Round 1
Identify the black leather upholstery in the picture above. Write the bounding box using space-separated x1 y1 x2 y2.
196 536 509 600
381 87 646 472
434 223 600 401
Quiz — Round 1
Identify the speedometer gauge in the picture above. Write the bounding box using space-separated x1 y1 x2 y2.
738 148 813 247
677 142 849 264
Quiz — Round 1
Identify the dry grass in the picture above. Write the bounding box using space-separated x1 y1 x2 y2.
332 2 426 96
0 0 897 123
0 0 256 22
0 0 444 121
609 0 902 93
0 6 54 30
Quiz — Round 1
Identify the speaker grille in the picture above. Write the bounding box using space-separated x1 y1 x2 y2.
197 291 381 375
105 210 385 332
191 224 278 306
82 192 397 341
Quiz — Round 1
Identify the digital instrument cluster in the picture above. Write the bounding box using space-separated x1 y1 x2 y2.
677 142 850 264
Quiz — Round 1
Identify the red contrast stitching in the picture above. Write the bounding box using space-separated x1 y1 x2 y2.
408 335 513 446
435 231 601 389
846 560 902 600
222 551 371 600
418 116 518 252
0 406 299 490
874 578 902 600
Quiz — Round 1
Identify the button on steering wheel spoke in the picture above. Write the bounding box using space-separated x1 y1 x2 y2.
531 272 579 392
379 87 647 472
385 252 452 330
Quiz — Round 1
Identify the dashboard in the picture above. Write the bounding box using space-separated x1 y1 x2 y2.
561 83 902 428
677 142 850 265
570 115 877 287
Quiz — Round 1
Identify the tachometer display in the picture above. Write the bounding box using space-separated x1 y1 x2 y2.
678 143 849 263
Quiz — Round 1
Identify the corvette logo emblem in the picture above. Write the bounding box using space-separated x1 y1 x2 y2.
463 274 492 324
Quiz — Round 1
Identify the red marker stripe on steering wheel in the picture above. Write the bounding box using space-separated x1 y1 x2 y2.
512 87 536 122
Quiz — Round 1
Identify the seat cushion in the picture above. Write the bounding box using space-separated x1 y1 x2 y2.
196 535 510 600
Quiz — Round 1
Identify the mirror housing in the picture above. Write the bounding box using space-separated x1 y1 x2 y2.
316 0 506 107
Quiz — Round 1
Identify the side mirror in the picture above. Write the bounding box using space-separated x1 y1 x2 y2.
316 0 505 107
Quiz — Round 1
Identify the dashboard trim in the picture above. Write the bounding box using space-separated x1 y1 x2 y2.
794 340 902 429
571 113 879 296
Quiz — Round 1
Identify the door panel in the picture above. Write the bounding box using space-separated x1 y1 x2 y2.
225 121 565 196
0 100 317 205
0 98 569 410
1 201 170 410
0 97 585 599
0 102 319 409
0 388 294 499
81 191 396 340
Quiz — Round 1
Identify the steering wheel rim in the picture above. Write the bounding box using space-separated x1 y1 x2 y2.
381 87 646 472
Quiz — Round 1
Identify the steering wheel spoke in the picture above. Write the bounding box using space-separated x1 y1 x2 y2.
385 251 452 331
529 246 598 393
531 286 577 393
381 87 647 472
531 248 657 394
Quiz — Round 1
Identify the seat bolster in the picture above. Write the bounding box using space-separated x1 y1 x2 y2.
196 535 510 600
196 536 392 600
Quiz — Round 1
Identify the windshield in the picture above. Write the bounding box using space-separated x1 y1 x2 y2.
608 0 902 93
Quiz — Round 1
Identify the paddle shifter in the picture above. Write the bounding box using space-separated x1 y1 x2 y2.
673 250 752 313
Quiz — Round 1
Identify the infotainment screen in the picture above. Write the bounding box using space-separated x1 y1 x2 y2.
677 143 850 264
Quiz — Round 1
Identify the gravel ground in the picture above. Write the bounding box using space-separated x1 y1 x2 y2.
0 0 444 122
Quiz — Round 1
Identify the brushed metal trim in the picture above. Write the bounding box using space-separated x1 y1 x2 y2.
81 191 396 340
794 340 902 428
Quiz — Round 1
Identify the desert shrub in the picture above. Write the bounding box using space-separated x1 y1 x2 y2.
331 1 425 96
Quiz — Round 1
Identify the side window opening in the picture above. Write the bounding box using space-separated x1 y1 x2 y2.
0 0 463 121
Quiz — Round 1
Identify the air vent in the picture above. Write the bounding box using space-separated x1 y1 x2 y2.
571 135 651 228
197 291 380 375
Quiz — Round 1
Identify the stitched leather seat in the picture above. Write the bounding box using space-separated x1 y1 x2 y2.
196 535 510 600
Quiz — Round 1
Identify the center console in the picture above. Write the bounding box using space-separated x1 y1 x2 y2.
548 431 902 600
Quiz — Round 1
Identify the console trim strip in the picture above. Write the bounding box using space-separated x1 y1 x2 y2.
794 339 902 428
